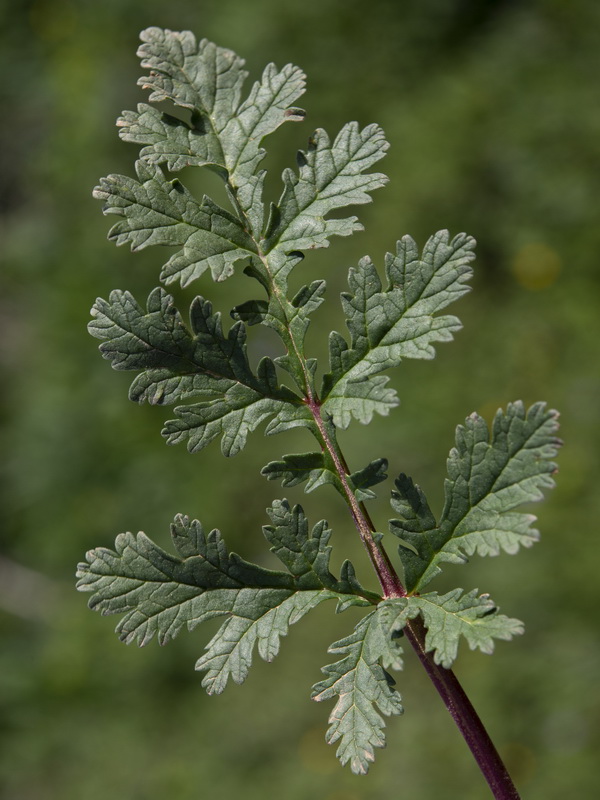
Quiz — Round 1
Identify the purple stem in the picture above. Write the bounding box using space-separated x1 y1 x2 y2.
404 616 521 799
308 402 521 799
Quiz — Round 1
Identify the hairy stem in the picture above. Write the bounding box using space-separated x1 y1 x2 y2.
309 404 521 800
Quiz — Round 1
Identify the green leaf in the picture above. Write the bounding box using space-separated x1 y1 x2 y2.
232 273 326 392
120 28 306 237
349 458 388 501
93 161 258 286
197 591 334 694
117 103 225 173
261 454 387 501
136 27 248 129
88 287 309 456
133 29 305 167
380 590 524 669
120 66 305 174
76 501 372 694
290 279 327 316
263 122 388 255
232 274 326 346
263 500 373 599
97 27 388 358
95 29 310 288
312 605 404 775
261 452 339 493
390 402 561 592
322 375 399 429
321 231 474 427
162 386 312 457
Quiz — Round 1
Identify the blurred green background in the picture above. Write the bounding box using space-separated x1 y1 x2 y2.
1 0 599 798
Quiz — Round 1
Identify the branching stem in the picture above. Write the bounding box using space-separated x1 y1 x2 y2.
235 152 520 800
87 28 560 799
307 398 521 800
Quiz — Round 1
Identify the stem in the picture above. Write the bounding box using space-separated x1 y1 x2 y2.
405 616 521 800
308 403 521 800
228 178 519 798
308 400 403 598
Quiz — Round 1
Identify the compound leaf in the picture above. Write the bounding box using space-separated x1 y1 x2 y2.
77 501 372 694
322 231 474 427
98 27 308 283
132 29 305 177
97 26 390 363
390 402 561 592
312 605 404 775
84 29 562 777
88 287 308 456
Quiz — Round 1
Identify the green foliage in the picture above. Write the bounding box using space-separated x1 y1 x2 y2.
380 591 524 670
116 28 306 240
390 401 561 593
89 287 310 455
261 122 388 255
261 453 388 500
94 162 259 285
321 231 475 427
77 500 371 694
79 27 561 778
311 606 404 775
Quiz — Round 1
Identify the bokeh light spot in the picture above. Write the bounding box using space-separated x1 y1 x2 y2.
511 243 561 290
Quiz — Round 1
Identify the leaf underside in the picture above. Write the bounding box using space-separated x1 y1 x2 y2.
312 606 404 775
88 287 312 456
311 582 522 774
390 401 561 592
92 26 393 453
321 230 475 428
95 25 388 290
82 26 562 779
380 590 524 669
261 453 388 500
77 500 371 694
